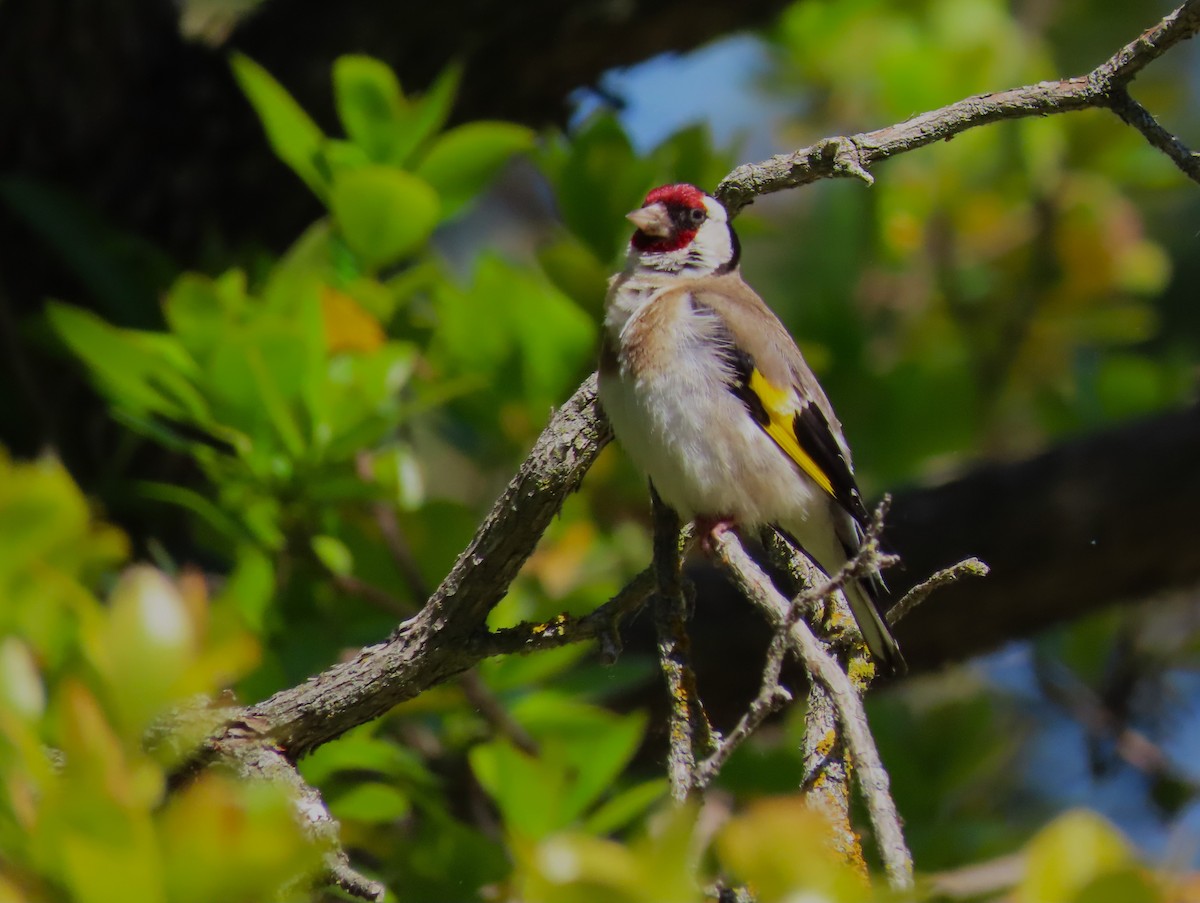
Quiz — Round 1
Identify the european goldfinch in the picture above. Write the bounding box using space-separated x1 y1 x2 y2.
598 183 905 674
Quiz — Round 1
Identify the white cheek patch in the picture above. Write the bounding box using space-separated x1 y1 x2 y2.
701 196 727 221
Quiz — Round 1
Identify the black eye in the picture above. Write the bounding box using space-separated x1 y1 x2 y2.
689 208 707 224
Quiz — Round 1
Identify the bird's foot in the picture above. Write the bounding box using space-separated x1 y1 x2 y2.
696 516 737 554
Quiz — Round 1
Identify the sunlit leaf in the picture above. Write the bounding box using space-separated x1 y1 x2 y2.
320 286 386 353
416 121 535 218
1017 810 1133 903
716 796 866 903
311 534 353 577
333 54 407 163
537 233 610 316
230 54 327 199
582 779 668 837
330 166 439 271
329 782 411 824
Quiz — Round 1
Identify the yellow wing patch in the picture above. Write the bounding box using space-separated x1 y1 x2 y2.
747 368 835 498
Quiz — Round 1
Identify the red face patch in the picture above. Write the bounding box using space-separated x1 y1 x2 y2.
642 183 708 210
630 183 709 253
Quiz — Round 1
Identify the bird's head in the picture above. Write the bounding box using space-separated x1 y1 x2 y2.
625 183 740 276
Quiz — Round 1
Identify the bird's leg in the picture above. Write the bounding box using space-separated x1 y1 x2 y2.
695 515 737 554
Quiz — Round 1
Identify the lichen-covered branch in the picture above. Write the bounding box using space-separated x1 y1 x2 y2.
479 567 655 661
651 491 716 800
709 530 914 891
763 531 870 871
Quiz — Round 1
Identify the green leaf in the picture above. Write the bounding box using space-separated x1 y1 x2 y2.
46 302 208 422
393 63 462 165
104 566 195 731
416 121 535 218
0 637 46 720
549 113 654 262
368 442 425 511
330 166 440 271
314 139 372 184
510 697 647 825
63 828 164 903
432 255 595 414
582 779 668 836
469 738 566 839
329 782 411 824
163 273 243 359
241 345 307 458
0 454 129 660
217 544 276 631
536 233 610 316
311 535 353 577
1074 868 1161 903
135 482 248 547
333 54 407 163
479 644 592 693
299 726 436 787
231 53 328 199
1017 810 1132 903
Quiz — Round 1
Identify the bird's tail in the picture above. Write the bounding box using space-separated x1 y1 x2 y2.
843 574 906 675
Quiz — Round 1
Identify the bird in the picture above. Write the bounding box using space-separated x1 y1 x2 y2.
597 182 905 674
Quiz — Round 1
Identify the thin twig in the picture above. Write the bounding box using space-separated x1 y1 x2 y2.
478 567 654 660
333 574 415 617
355 451 435 607
1097 0 1200 84
353 454 541 755
694 630 791 789
783 498 897 630
887 557 990 626
711 531 914 891
1105 88 1200 182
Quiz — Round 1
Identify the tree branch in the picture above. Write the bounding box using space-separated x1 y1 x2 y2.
650 492 716 800
479 566 655 661
214 726 385 901
204 374 611 763
709 530 914 891
1105 87 1200 181
715 0 1200 213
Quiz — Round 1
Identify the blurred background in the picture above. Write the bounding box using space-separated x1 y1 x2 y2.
2 0 1200 900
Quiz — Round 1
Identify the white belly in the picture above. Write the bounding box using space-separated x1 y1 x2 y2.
599 350 825 533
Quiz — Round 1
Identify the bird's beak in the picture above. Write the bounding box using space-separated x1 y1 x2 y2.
626 202 672 238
